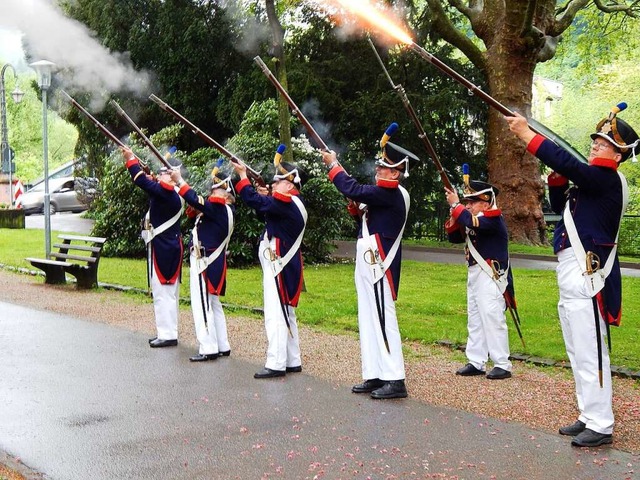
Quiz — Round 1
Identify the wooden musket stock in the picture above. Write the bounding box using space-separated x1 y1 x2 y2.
109 100 172 169
61 90 127 149
254 56 330 152
148 94 267 188
368 39 453 191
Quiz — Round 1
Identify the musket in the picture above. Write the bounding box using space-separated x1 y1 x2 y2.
109 99 172 170
61 90 127 149
504 290 526 349
149 94 267 189
404 42 554 142
368 38 453 191
253 56 330 152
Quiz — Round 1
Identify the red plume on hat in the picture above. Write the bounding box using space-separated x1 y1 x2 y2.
591 102 640 162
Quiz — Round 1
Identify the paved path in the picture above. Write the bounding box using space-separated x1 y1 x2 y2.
1 301 636 479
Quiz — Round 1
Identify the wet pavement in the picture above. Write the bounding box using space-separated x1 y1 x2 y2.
1 301 637 479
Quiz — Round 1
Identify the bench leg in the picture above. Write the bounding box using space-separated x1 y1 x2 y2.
65 265 98 289
43 266 67 285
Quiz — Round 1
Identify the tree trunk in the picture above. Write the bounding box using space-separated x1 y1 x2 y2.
485 44 547 245
265 0 294 164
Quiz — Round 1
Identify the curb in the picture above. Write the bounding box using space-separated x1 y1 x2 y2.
0 450 45 479
2 263 639 381
435 340 640 381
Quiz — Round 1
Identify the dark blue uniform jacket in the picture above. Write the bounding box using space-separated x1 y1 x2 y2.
329 166 407 300
236 178 305 307
179 184 234 296
528 134 624 325
127 159 183 284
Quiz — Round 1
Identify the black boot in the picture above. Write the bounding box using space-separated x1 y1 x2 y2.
352 378 385 393
370 380 408 399
559 420 586 436
571 429 613 447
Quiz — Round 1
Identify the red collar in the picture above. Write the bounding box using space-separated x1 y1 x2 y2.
483 208 502 217
159 180 175 191
590 157 619 170
273 189 299 203
208 195 226 205
376 178 399 189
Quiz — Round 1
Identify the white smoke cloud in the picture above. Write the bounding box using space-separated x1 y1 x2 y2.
1 0 153 106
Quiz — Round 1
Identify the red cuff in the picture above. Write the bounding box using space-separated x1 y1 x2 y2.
445 218 459 233
547 171 568 187
178 184 190 196
125 158 139 168
347 204 359 216
450 203 465 220
328 165 346 182
235 177 251 192
527 134 545 155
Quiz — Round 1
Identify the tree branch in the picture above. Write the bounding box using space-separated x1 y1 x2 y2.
424 0 486 71
519 0 538 37
550 0 590 36
594 0 639 17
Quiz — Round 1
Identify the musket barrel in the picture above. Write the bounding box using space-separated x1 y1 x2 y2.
149 94 267 187
254 56 330 152
408 43 551 141
61 90 126 149
109 99 172 169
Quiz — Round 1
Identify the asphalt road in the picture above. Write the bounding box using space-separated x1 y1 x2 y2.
1 301 636 479
25 212 94 235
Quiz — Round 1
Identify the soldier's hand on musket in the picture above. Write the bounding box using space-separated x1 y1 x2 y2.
504 112 536 144
444 187 460 207
321 150 338 167
170 168 183 185
231 160 248 180
120 146 137 163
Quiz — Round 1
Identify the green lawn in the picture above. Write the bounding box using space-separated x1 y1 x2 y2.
2 228 640 370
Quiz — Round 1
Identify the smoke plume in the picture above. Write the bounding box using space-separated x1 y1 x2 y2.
1 0 153 107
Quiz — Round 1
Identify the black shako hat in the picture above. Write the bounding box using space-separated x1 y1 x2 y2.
272 144 308 188
376 122 420 177
461 163 498 205
210 158 234 195
590 102 640 162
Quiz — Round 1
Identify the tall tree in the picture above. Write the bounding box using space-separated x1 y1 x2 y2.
415 1 639 243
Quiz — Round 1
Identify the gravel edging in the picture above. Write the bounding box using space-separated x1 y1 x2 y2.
1 266 639 455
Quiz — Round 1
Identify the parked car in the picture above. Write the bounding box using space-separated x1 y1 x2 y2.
21 177 89 215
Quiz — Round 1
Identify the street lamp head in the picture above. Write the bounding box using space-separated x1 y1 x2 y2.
29 60 56 90
11 86 24 104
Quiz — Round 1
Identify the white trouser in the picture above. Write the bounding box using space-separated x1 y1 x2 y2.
189 254 231 355
150 264 179 341
259 237 301 371
465 264 512 371
557 248 613 435
355 238 405 381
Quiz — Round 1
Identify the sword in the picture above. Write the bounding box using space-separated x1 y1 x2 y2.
586 252 604 388
491 260 525 349
365 248 390 354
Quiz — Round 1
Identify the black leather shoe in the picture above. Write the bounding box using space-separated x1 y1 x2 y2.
352 378 385 393
559 420 586 436
486 367 512 379
371 380 408 399
571 428 613 447
254 368 286 379
148 337 157 344
456 363 485 376
218 350 231 357
149 338 178 348
189 353 218 362
286 365 302 373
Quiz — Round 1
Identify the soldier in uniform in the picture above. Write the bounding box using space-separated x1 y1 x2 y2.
321 123 418 400
171 161 234 362
121 147 183 348
444 173 513 380
505 104 640 447
232 146 308 379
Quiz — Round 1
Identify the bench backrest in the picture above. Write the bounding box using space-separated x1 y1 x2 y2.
49 234 107 266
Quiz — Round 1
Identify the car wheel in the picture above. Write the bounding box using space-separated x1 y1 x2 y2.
49 203 57 215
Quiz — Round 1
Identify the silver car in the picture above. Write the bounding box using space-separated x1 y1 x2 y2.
21 177 89 215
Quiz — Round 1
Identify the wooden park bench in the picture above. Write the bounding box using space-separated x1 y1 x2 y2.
26 234 107 289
